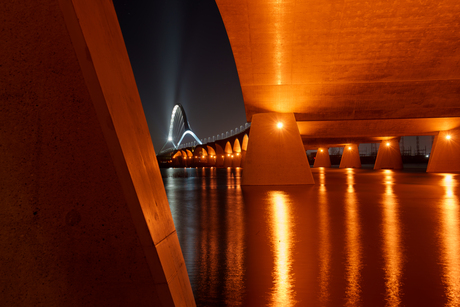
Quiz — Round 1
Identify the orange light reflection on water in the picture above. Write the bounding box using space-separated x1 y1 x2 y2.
318 167 331 304
439 174 460 306
224 168 244 305
345 168 362 305
382 169 403 306
268 191 297 306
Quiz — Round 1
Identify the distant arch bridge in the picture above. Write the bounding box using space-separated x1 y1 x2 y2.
158 104 250 168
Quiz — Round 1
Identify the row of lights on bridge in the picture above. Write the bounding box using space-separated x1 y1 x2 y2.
181 153 241 159
317 135 452 152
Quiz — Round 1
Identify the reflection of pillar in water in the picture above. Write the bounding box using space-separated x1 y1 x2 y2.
382 170 403 306
318 167 331 304
345 168 362 306
224 173 245 305
439 174 460 306
269 191 297 306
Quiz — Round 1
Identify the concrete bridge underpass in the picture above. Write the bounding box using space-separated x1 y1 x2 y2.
214 0 460 185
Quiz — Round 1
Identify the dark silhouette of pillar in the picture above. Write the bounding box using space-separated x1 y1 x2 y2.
1 1 195 306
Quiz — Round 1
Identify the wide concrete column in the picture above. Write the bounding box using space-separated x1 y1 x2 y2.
340 144 361 168
374 138 403 170
427 130 460 173
242 113 315 185
313 147 331 168
1 1 194 306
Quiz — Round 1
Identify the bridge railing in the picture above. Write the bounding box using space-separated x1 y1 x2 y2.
175 122 250 150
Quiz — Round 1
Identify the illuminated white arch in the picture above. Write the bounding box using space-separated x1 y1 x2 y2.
160 104 202 153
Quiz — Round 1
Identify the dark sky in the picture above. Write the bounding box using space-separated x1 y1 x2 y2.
112 0 433 155
112 0 247 153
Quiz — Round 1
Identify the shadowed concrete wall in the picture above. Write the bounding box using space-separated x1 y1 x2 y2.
1 1 194 306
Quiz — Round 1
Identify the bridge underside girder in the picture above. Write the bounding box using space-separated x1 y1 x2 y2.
215 0 460 174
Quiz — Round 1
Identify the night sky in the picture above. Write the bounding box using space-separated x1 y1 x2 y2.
112 0 247 153
112 0 432 155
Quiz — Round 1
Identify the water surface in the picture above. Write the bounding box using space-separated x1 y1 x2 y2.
162 167 460 306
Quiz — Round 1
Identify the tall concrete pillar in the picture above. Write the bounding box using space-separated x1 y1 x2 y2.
1 1 194 306
242 113 314 185
374 138 403 170
427 130 460 173
340 144 361 168
314 147 331 168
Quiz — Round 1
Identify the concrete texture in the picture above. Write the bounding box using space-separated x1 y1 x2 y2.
216 0 460 148
1 1 194 306
427 130 460 173
313 148 331 168
374 139 403 170
242 113 314 185
340 144 362 169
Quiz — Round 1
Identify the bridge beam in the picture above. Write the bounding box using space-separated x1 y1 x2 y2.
242 113 314 185
427 130 460 173
374 138 403 170
313 147 332 168
340 144 362 168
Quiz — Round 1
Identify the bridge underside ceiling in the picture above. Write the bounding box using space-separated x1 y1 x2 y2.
298 117 460 146
216 0 460 138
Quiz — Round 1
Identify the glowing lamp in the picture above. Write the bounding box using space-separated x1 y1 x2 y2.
277 122 283 129
320 149 323 152
446 135 452 140
386 142 390 146
231 155 234 158
202 155 205 158
237 153 240 156
348 146 352 150
168 137 172 141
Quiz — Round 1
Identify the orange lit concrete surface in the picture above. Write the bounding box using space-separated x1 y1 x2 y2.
1 1 194 306
242 113 314 185
215 0 460 176
313 148 331 168
427 130 460 173
340 145 361 169
374 139 403 170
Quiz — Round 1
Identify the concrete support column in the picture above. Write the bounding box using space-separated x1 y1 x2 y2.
427 130 460 173
2 1 195 305
374 138 403 170
223 142 233 168
340 144 361 168
242 113 314 185
314 147 331 168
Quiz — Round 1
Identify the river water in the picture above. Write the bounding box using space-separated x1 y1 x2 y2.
161 166 460 306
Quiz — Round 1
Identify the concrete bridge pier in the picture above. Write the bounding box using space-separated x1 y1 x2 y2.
241 113 315 185
374 138 403 170
232 139 242 168
427 129 460 173
314 147 332 168
1 1 195 305
340 144 361 168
